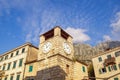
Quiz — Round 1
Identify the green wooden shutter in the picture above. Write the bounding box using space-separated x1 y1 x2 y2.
108 66 111 72
82 66 85 72
19 59 23 67
13 61 16 69
114 78 119 80
16 74 20 80
7 63 11 70
22 48 25 53
113 64 117 70
98 57 102 62
2 65 5 70
29 65 33 72
16 51 19 56
10 76 13 80
4 77 7 80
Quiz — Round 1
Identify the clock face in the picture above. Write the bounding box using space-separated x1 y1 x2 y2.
42 42 52 53
63 42 71 54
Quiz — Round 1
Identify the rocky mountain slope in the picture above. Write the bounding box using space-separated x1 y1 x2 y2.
74 41 120 64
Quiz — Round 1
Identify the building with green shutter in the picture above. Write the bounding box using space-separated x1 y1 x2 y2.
0 43 38 80
92 47 120 80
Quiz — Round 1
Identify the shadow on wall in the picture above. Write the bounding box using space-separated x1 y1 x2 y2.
25 65 67 80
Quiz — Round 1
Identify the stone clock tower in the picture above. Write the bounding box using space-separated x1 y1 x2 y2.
38 26 74 60
37 26 75 80
24 26 88 80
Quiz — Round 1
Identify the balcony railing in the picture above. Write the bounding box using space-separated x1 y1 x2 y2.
104 57 116 66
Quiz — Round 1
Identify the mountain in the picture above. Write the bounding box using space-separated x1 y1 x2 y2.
73 41 120 64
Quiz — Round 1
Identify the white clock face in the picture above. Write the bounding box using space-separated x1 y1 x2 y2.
42 42 52 53
63 42 71 54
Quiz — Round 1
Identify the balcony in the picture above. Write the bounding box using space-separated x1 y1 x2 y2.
104 57 116 66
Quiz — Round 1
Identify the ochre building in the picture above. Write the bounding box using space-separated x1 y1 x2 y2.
92 47 120 80
0 43 38 80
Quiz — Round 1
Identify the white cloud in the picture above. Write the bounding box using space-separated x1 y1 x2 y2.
65 27 90 43
110 11 120 40
103 35 111 41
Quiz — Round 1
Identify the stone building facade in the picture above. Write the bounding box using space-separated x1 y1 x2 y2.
0 43 38 80
92 47 120 80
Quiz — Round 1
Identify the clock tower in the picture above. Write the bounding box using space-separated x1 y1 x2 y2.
37 26 75 80
24 26 88 80
38 26 74 60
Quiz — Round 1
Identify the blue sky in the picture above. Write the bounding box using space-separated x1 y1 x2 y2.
0 0 120 54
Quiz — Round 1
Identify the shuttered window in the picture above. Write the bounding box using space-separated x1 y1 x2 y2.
108 66 111 72
16 74 20 80
10 75 13 80
114 78 119 80
29 65 33 72
113 64 117 70
13 61 17 69
2 65 5 70
19 59 23 67
82 66 85 72
22 48 25 53
4 77 7 80
98 57 102 62
16 51 19 56
7 63 11 70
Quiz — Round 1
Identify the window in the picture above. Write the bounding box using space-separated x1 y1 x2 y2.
4 77 7 80
66 64 69 74
22 48 25 53
19 59 23 67
2 65 6 70
115 51 120 57
11 53 13 58
108 66 111 72
118 64 120 69
114 78 119 80
98 57 102 62
7 63 11 70
29 65 33 72
16 51 19 56
5 55 8 60
108 65 117 71
10 75 13 80
82 66 85 72
107 55 111 59
99 67 106 74
113 64 117 70
1 57 4 61
13 61 17 69
16 74 20 80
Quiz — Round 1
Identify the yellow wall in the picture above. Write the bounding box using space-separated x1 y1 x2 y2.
92 47 120 80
